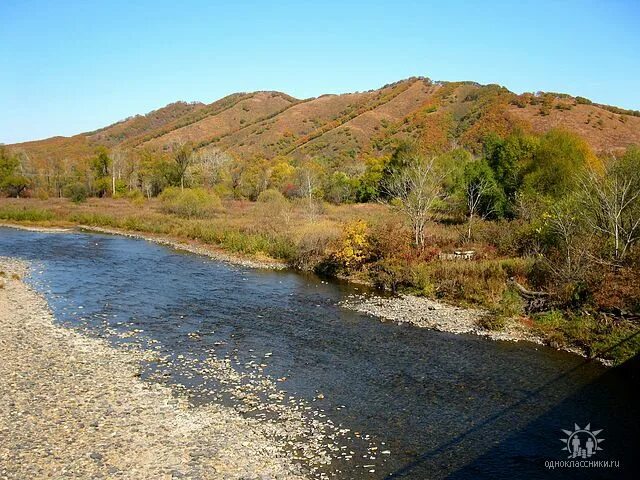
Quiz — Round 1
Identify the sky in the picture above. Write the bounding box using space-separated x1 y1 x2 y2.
1 0 639 144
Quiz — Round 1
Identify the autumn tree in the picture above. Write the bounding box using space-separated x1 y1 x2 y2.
190 148 231 188
171 141 194 191
90 147 111 197
522 129 597 200
384 155 446 248
579 147 640 263
460 160 505 241
0 147 30 197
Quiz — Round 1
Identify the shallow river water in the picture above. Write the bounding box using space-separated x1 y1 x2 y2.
0 227 637 479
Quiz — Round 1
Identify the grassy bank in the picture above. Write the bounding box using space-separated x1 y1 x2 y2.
1 197 638 364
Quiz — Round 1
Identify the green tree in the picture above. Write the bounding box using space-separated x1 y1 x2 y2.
355 156 387 202
90 147 111 197
522 129 596 200
325 171 354 204
460 159 506 240
483 131 538 215
171 141 194 191
0 148 30 197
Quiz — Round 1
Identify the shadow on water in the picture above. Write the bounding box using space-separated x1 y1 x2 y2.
385 335 640 480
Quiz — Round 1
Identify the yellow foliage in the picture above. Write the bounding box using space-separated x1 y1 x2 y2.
333 220 371 268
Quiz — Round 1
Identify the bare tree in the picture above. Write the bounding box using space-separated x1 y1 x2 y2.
545 196 589 280
296 161 323 221
111 149 127 196
190 148 231 188
579 164 640 263
464 177 495 242
384 156 446 248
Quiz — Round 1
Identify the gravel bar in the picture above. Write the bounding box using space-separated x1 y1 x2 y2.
0 257 307 480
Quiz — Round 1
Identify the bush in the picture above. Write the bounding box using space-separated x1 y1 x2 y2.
478 315 506 330
0 206 55 222
257 189 285 203
159 187 222 218
495 287 525 317
290 223 339 270
331 220 371 270
369 257 412 292
64 182 88 203
409 263 436 296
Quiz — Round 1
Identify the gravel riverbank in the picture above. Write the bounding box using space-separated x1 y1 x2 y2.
0 257 306 480
341 294 542 343
339 294 599 362
0 222 287 270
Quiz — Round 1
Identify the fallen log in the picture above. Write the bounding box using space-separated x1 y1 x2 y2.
507 277 549 298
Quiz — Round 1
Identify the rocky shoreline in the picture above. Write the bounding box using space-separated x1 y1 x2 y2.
339 293 598 363
0 257 307 479
0 222 287 270
0 222 602 365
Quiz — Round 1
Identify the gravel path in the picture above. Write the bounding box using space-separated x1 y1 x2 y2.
0 257 306 480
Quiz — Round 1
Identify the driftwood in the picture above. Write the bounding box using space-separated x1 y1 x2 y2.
507 278 549 298
508 277 551 313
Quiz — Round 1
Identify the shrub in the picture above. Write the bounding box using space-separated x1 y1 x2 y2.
0 206 55 222
489 287 524 322
410 263 436 296
257 189 285 203
64 182 88 203
290 223 339 270
478 315 506 330
159 187 222 218
332 220 371 270
369 257 412 292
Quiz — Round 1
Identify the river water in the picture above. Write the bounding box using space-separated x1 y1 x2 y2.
0 227 637 479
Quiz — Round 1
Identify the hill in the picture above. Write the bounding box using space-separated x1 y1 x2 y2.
9 77 640 164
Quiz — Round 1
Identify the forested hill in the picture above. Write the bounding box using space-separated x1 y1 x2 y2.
9 77 640 164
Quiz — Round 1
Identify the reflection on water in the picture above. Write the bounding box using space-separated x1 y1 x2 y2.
0 227 637 479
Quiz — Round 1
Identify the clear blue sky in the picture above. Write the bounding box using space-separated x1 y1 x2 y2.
1 0 639 144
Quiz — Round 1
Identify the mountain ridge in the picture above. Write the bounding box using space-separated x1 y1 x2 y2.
9 77 640 164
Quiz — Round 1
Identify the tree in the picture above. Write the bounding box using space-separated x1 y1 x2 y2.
325 171 354 204
543 195 589 281
522 129 597 200
384 156 446 248
579 147 640 263
460 160 505 241
483 131 538 215
139 150 173 198
171 141 194 191
268 157 296 193
379 140 420 198
355 155 387 202
110 149 127 196
0 147 30 197
190 148 231 188
90 147 111 197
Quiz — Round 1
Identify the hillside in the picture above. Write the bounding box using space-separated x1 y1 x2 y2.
9 77 640 164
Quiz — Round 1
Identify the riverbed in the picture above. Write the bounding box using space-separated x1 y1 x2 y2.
0 226 637 479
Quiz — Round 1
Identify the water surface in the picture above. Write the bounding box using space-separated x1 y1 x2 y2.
0 227 637 479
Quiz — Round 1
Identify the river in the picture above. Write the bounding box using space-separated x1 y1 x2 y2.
0 226 637 479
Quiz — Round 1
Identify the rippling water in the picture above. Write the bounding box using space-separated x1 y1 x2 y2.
0 227 637 479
